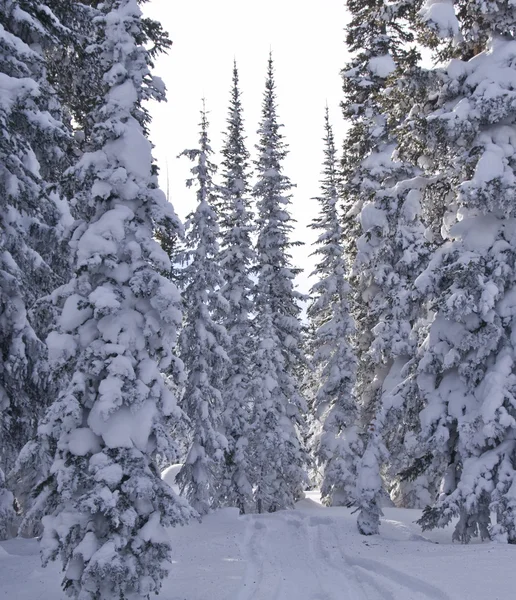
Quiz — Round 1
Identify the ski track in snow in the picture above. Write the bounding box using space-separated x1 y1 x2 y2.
234 511 350 600
344 553 451 600
318 514 451 600
233 510 453 600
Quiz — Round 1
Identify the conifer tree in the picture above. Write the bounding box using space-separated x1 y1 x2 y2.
308 108 361 507
340 0 424 533
217 63 255 512
177 105 231 516
0 0 71 490
0 467 17 541
1 1 103 537
249 55 308 513
301 322 324 487
34 2 194 597
395 0 516 543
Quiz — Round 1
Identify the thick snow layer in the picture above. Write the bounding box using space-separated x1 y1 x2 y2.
419 0 460 39
88 400 157 451
1 490 515 599
161 463 182 495
368 55 396 78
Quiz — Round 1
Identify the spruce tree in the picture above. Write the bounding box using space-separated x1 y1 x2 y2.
0 0 71 491
3 1 99 534
340 0 424 533
217 63 255 513
34 2 194 597
395 0 516 543
249 55 308 513
308 108 361 507
0 467 17 541
177 105 231 516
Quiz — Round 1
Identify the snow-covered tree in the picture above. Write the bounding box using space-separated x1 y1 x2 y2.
8 437 53 538
360 175 433 511
0 0 71 484
33 2 194 597
355 423 387 535
217 63 255 513
177 105 230 516
340 0 425 533
0 467 17 541
44 1 103 143
396 0 516 543
300 322 324 487
249 55 308 513
308 108 361 507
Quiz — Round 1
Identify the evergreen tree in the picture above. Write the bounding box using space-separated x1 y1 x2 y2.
340 0 424 533
0 467 17 541
217 63 255 513
249 55 308 513
308 108 361 507
0 0 71 489
177 104 230 516
0 1 117 538
395 0 516 543
45 1 103 144
355 422 387 535
34 2 194 597
300 322 324 487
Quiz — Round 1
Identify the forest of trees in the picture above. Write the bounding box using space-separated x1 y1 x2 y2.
2 0 516 598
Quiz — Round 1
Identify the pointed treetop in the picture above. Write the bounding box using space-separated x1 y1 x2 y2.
200 97 209 141
309 107 343 285
221 62 250 198
266 50 276 95
180 99 218 209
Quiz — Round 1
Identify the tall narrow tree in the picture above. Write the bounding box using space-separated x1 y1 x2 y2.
217 63 255 512
0 0 71 509
34 2 194 597
177 104 230 516
249 55 308 513
395 0 516 544
340 0 423 534
308 108 361 507
0 467 16 541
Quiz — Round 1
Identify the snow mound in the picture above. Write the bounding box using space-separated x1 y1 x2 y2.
161 463 182 495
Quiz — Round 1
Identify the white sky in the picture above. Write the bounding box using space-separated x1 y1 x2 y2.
145 0 349 294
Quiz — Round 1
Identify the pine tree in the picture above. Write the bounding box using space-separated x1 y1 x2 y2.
249 55 308 513
217 63 255 513
361 179 433 511
340 0 424 533
0 0 71 488
44 1 103 144
177 104 231 516
5 1 109 537
0 467 17 541
300 322 324 487
355 423 387 535
34 2 194 597
396 0 516 543
308 108 361 507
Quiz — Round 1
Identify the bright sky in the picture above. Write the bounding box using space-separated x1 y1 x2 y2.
145 0 348 294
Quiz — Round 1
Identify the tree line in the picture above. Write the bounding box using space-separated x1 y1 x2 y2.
2 0 516 599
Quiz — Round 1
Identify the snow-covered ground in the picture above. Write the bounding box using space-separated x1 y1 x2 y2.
1 488 514 600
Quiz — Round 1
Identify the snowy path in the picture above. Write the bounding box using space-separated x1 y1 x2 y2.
1 495 515 599
234 512 367 600
232 508 454 600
